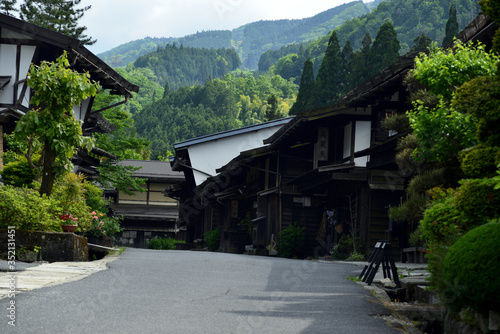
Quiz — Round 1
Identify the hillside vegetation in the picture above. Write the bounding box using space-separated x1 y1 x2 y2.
103 0 481 160
99 1 370 69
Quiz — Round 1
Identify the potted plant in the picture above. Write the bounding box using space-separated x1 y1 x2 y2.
59 213 78 232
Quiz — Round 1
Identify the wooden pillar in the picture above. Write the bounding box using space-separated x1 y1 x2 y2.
0 124 3 171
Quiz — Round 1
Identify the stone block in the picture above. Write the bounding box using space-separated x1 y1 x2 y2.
0 230 88 262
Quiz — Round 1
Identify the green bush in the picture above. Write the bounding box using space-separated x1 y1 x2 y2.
330 233 364 260
50 174 93 232
83 181 110 213
0 185 61 231
420 195 462 244
454 178 500 230
277 222 305 258
388 194 427 225
420 178 500 245
147 237 183 250
452 76 500 146
0 156 39 187
442 221 500 314
204 228 220 252
459 145 500 178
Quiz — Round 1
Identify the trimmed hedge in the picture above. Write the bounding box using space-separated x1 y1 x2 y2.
147 237 184 250
204 228 220 252
442 221 500 314
277 223 305 258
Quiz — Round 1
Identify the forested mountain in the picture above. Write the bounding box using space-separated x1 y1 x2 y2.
133 44 240 89
133 72 298 158
112 0 481 159
99 31 233 68
98 1 370 70
264 0 481 84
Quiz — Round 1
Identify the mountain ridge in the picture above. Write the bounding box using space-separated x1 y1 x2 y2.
98 1 373 69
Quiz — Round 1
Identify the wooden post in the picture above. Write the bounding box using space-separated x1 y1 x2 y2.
0 124 3 171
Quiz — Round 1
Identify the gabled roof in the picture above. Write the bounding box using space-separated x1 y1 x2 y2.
174 117 293 149
118 160 184 181
0 13 139 97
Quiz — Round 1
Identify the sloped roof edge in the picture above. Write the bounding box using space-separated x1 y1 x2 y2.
174 117 293 149
0 13 139 97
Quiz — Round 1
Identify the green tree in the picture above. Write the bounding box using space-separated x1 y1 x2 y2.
20 0 95 45
0 0 17 16
369 21 400 76
442 4 459 47
350 32 372 87
93 93 151 160
13 51 98 195
315 30 343 108
410 33 432 53
289 58 315 115
412 41 498 101
265 94 281 121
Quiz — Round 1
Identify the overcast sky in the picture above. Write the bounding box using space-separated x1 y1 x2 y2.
79 0 359 55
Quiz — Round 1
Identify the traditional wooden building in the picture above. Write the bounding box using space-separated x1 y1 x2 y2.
171 13 498 258
169 118 293 247
0 13 139 175
112 160 185 248
210 53 416 257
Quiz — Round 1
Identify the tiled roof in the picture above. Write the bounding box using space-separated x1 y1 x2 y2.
118 160 185 180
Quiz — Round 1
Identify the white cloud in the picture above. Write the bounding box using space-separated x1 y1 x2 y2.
80 0 354 54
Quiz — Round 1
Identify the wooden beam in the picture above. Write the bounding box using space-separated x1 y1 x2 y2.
0 124 3 171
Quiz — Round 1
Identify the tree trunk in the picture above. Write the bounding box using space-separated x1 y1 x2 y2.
39 142 57 196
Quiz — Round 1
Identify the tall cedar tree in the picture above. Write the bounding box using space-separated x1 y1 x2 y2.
410 33 432 53
315 31 343 109
290 58 315 115
442 4 459 47
369 22 400 77
340 40 354 92
0 0 17 16
20 0 95 45
350 32 372 88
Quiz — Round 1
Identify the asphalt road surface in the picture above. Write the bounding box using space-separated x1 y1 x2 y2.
1 248 400 334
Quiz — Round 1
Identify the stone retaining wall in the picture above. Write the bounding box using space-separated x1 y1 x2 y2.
0 229 88 262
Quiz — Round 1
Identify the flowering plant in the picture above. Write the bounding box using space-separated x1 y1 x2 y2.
87 211 123 237
326 210 338 226
59 213 78 225
88 211 105 236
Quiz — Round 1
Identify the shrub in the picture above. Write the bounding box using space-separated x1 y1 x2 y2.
441 221 500 314
459 145 500 178
0 156 39 187
147 237 183 250
420 195 462 244
51 174 93 232
346 252 365 261
0 185 61 231
277 222 305 258
388 194 427 225
83 181 110 213
381 113 410 133
420 178 500 245
452 76 500 146
330 233 364 260
204 228 220 252
453 178 500 230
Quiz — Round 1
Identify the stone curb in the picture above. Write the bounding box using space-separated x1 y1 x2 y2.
0 254 119 300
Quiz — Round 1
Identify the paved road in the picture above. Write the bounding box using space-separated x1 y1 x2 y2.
0 248 400 334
